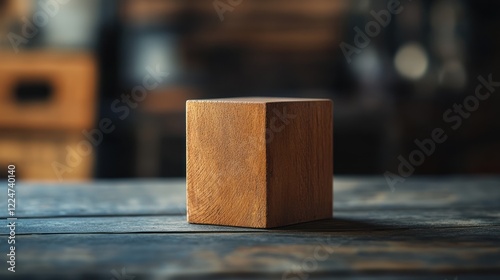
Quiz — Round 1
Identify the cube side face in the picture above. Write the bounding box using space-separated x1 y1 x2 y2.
186 101 268 228
265 101 333 228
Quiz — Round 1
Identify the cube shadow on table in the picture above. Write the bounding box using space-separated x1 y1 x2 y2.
186 97 333 228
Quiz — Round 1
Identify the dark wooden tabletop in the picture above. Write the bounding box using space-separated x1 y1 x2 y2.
1 177 500 279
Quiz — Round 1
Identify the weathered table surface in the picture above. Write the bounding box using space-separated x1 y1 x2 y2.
1 177 499 279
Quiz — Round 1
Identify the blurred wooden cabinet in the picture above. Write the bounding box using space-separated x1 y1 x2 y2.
0 133 94 180
0 52 97 181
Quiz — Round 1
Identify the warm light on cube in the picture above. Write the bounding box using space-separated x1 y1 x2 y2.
186 97 333 228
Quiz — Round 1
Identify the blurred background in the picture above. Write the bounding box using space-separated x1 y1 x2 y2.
0 0 499 181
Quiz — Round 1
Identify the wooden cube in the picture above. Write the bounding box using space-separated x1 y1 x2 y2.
186 97 333 228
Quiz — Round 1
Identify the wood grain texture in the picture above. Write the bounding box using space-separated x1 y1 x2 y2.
2 177 500 218
2 208 499 235
0 178 499 279
187 99 268 228
1 230 499 279
0 180 187 218
187 97 333 228
266 100 333 227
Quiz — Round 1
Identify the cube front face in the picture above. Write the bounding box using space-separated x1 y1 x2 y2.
187 98 333 228
187 101 268 228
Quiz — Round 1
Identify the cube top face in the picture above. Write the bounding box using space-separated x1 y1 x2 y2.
187 97 333 228
187 97 332 104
